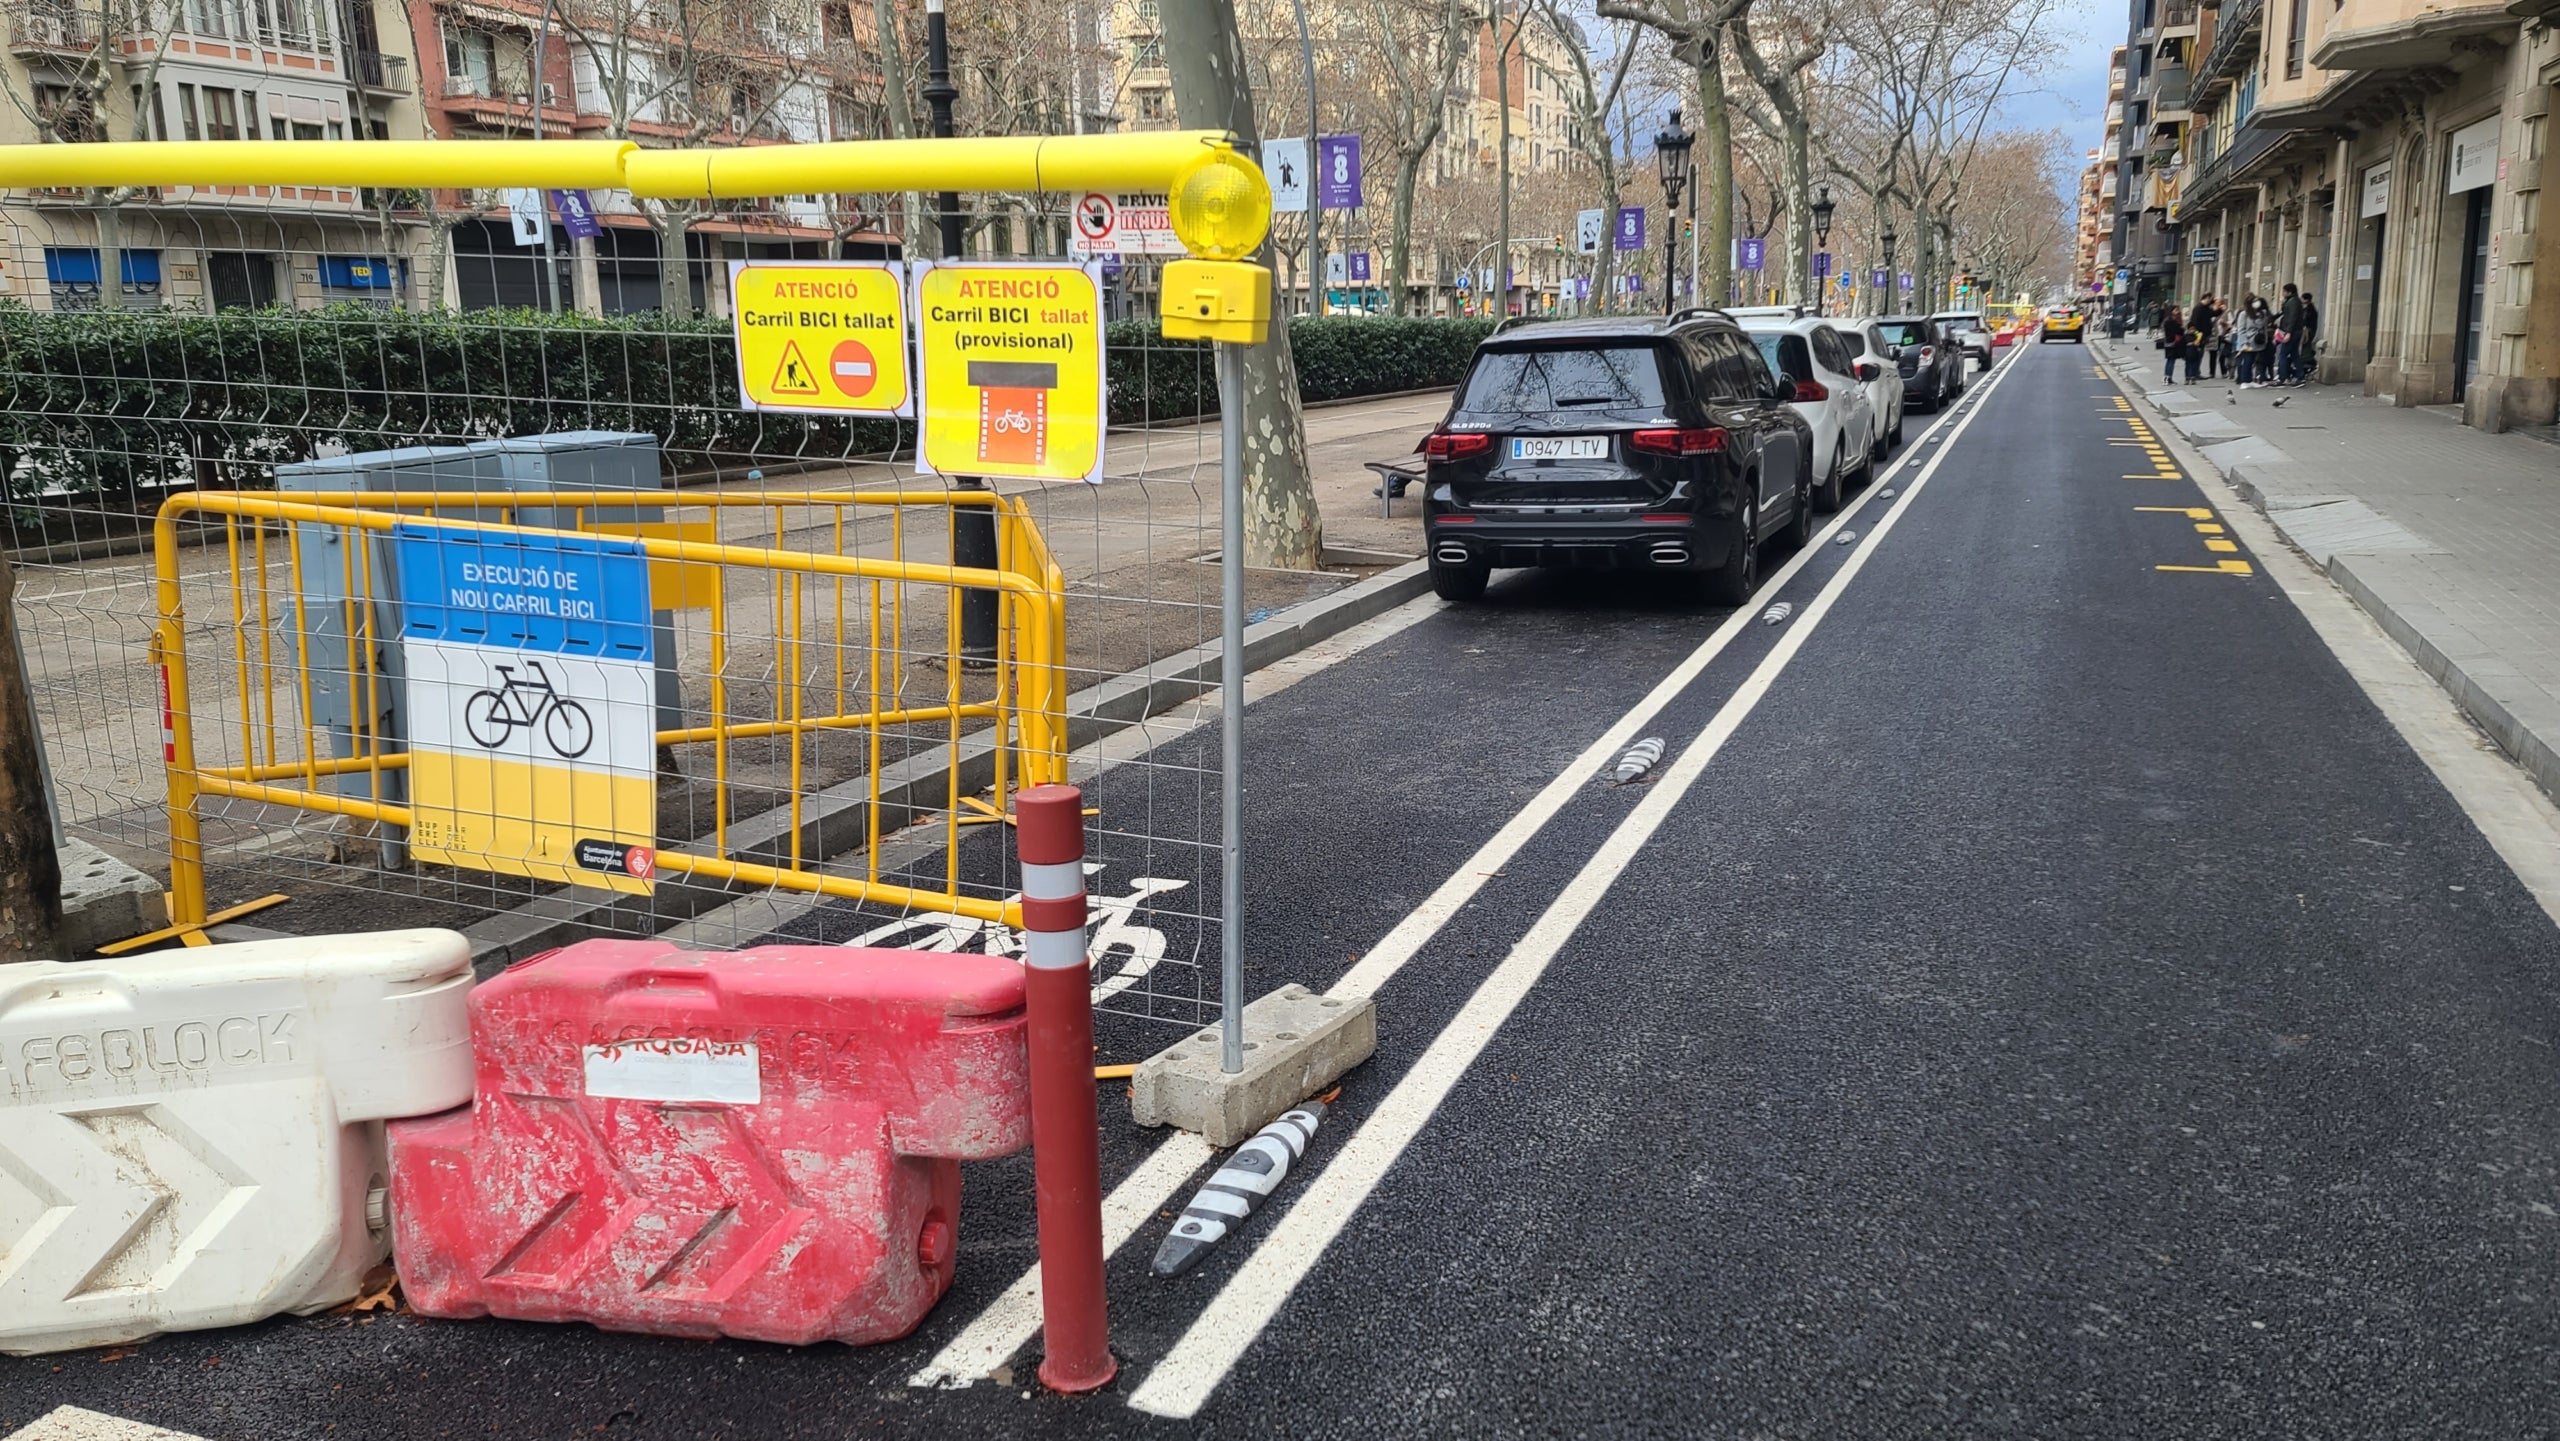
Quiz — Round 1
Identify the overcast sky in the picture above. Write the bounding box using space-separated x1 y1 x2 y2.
1992 0 2121 203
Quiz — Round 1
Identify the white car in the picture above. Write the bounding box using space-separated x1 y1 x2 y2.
1725 304 1809 324
1822 318 1907 461
1929 310 1994 370
1740 317 1878 511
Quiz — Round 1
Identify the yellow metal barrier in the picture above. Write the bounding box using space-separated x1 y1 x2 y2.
152 489 1068 934
0 131 1255 215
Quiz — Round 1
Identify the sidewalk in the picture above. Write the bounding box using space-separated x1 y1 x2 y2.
2093 333 2560 801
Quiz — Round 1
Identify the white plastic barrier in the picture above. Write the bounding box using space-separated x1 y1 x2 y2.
0 929 474 1355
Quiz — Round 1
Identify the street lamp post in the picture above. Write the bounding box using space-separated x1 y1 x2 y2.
923 0 997 662
1881 219 1897 315
1810 182 1836 316
1653 109 1694 315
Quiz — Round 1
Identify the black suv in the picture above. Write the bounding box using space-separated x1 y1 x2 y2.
1877 316 1963 411
1423 313 1816 606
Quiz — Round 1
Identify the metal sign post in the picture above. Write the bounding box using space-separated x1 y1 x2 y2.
1216 343 1249 1074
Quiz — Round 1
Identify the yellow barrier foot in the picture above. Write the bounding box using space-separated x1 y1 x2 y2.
98 893 291 955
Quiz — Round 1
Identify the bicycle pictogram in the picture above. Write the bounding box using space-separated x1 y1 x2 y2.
462 659 595 759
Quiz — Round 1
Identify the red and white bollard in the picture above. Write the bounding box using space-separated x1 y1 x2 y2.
1015 783 1115 1392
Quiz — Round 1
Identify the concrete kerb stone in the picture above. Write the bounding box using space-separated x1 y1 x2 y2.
56 838 159 956
456 559 1435 973
2095 344 2560 807
1130 983 1379 1148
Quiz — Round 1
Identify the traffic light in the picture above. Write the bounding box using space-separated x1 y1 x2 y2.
1683 218 1694 240
1553 233 1566 253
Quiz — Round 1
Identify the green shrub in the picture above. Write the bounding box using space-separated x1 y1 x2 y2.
0 305 1497 502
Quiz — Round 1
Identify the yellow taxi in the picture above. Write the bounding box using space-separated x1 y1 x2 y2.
2039 306 2088 343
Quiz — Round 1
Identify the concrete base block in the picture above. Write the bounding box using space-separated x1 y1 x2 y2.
56 838 160 956
1131 984 1376 1148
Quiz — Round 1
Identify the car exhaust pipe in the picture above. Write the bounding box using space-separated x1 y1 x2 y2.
1435 543 1474 565
1650 543 1689 566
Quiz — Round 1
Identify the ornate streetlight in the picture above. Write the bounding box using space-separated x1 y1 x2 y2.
1654 109 1694 314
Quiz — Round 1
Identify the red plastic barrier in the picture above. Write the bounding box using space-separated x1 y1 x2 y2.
387 940 1030 1346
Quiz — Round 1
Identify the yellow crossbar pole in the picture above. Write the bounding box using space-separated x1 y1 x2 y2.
0 130 1246 209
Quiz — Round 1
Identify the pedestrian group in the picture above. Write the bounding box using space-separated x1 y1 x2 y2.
2155 284 2319 389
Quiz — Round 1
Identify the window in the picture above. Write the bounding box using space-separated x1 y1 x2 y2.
45 248 162 310
445 25 497 96
2286 0 2307 78
271 115 287 139
292 121 324 141
1136 88 1168 123
1457 345 1668 412
239 90 257 137
177 83 201 140
203 86 241 139
1131 37 1163 67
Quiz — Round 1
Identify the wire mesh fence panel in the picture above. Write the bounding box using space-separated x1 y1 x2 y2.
0 181 1484 1049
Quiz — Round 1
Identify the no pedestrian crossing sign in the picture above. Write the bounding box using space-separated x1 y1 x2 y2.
394 526 660 894
915 261 1108 484
728 262 912 416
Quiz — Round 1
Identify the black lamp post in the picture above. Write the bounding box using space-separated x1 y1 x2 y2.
1881 218 1897 309
1810 182 1836 312
924 0 996 662
1654 109 1694 314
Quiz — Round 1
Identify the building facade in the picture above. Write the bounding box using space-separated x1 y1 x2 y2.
2156 0 2560 430
0 0 429 312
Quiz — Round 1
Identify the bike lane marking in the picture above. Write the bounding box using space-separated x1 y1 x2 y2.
1126 342 2033 1419
912 352 2018 1393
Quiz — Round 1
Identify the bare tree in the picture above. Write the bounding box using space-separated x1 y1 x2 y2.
1158 0 1322 569
1594 0 1751 310
555 0 844 315
0 552 60 960
1353 0 1471 315
1723 0 1826 305
1534 0 1639 310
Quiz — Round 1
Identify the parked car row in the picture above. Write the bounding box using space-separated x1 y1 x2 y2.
1417 306 1966 608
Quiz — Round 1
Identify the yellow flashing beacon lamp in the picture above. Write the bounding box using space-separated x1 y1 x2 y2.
1160 145 1274 344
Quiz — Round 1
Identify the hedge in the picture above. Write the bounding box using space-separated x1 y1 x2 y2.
0 304 1497 503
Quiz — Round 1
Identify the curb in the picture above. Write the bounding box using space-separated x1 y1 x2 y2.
456 558 1434 970
2093 342 2560 808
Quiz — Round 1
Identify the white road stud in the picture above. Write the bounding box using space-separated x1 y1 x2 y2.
0 930 475 1355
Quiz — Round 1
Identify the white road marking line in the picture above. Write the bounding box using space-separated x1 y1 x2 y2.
5 1407 209 1441
906 595 1437 1387
916 348 2015 1394
1126 338 2029 1420
909 1130 1217 1387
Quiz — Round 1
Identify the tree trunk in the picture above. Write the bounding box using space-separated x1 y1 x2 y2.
1159 0 1323 571
1594 167 1620 313
1695 45 1732 307
1389 151 1423 316
655 210 695 317
1781 114 1810 305
574 233 602 316
96 200 123 312
0 551 63 961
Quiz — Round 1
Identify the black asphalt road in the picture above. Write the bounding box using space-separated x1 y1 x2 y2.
13 342 2559 1439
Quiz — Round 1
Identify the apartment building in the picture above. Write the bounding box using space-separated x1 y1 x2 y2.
417 0 878 314
0 0 428 311
1106 0 1586 313
2109 3 2194 318
2158 0 2558 431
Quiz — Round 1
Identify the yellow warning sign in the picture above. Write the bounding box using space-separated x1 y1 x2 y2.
729 261 911 415
915 262 1106 484
769 339 821 396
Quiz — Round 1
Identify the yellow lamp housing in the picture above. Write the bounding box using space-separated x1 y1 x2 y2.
1159 258 1272 345
1166 147 1273 261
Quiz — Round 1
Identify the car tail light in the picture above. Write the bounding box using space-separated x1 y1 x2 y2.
1920 346 1934 361
1790 381 1829 403
1628 427 1726 456
1424 430 1493 461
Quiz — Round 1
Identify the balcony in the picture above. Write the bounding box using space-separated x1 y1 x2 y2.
2153 63 2190 111
2194 0 2264 92
353 50 411 95
2310 0 2513 71
2160 1 2201 34
8 6 96 54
